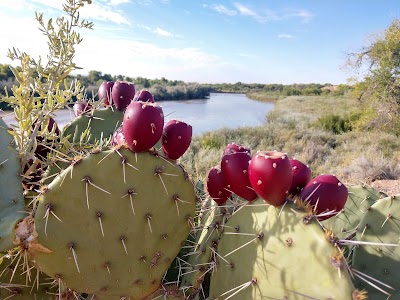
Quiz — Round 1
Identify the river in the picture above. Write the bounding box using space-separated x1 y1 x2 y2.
1 93 274 136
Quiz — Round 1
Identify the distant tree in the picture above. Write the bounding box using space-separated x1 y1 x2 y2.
346 18 400 134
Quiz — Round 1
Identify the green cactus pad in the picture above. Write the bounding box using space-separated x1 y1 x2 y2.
30 149 197 299
352 195 400 299
323 185 386 239
63 107 123 144
181 201 225 295
209 199 356 300
0 254 57 299
0 118 25 252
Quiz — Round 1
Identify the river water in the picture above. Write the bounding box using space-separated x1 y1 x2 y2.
2 93 274 136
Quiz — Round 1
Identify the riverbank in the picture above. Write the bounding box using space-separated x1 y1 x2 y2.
182 95 400 188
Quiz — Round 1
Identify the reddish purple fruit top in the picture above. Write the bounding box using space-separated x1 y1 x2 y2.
73 101 92 117
248 151 292 207
112 81 136 111
98 81 114 106
207 166 232 205
123 101 164 152
162 120 192 160
223 142 251 155
299 174 348 220
220 151 257 202
34 117 60 159
134 89 155 103
112 126 126 147
288 158 312 196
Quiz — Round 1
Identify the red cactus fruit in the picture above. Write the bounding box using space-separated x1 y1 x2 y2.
220 152 257 202
248 151 292 207
162 120 192 160
134 89 155 103
299 174 348 220
112 126 126 146
111 81 136 111
34 118 60 160
207 166 232 205
123 101 164 152
223 142 251 155
73 101 92 117
98 81 114 106
288 158 312 196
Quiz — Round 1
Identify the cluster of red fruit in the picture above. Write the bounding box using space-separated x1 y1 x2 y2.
74 81 192 160
207 142 348 220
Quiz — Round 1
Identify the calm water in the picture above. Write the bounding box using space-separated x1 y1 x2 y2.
2 93 274 136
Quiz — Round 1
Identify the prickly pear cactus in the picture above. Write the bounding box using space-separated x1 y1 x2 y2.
181 201 225 297
209 199 357 299
323 185 386 239
352 195 400 299
63 107 123 144
0 254 58 299
0 118 25 252
28 149 197 299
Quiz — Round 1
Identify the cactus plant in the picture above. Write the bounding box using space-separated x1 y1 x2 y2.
352 195 400 299
209 199 358 299
63 107 124 144
27 149 197 299
322 185 386 239
0 118 25 252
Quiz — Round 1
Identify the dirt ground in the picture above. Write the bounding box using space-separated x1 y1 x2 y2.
370 179 400 196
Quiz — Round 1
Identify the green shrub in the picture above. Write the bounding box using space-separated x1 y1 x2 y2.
316 113 356 134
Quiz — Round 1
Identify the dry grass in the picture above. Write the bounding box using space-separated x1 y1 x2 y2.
181 95 400 187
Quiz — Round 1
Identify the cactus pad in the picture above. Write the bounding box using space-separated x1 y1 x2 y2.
0 118 25 252
352 195 400 299
323 185 386 239
209 199 356 299
63 107 123 144
30 149 197 299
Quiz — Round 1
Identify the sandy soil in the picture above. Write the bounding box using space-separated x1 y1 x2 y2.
370 179 400 197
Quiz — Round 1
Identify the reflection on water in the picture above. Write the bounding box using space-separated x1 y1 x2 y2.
2 93 274 136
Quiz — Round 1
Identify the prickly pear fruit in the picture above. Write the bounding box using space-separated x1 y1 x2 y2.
111 126 126 146
322 185 386 239
223 142 251 155
134 89 155 103
352 195 400 299
111 81 135 111
209 199 356 300
73 101 92 117
221 152 257 202
299 174 348 220
162 120 192 160
0 118 25 252
98 81 114 106
123 101 164 152
288 158 312 196
34 117 60 160
207 166 232 205
248 151 292 207
29 149 197 299
63 107 123 144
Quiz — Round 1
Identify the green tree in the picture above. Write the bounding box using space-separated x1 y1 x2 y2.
346 19 400 135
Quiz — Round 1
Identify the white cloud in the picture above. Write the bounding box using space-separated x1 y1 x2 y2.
284 9 314 23
80 3 130 25
153 27 175 37
233 3 257 17
2 0 27 10
211 4 237 16
110 0 131 5
278 33 295 39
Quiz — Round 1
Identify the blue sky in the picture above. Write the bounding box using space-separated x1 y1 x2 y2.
1 0 399 84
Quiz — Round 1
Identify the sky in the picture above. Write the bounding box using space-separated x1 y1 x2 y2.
0 0 399 84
